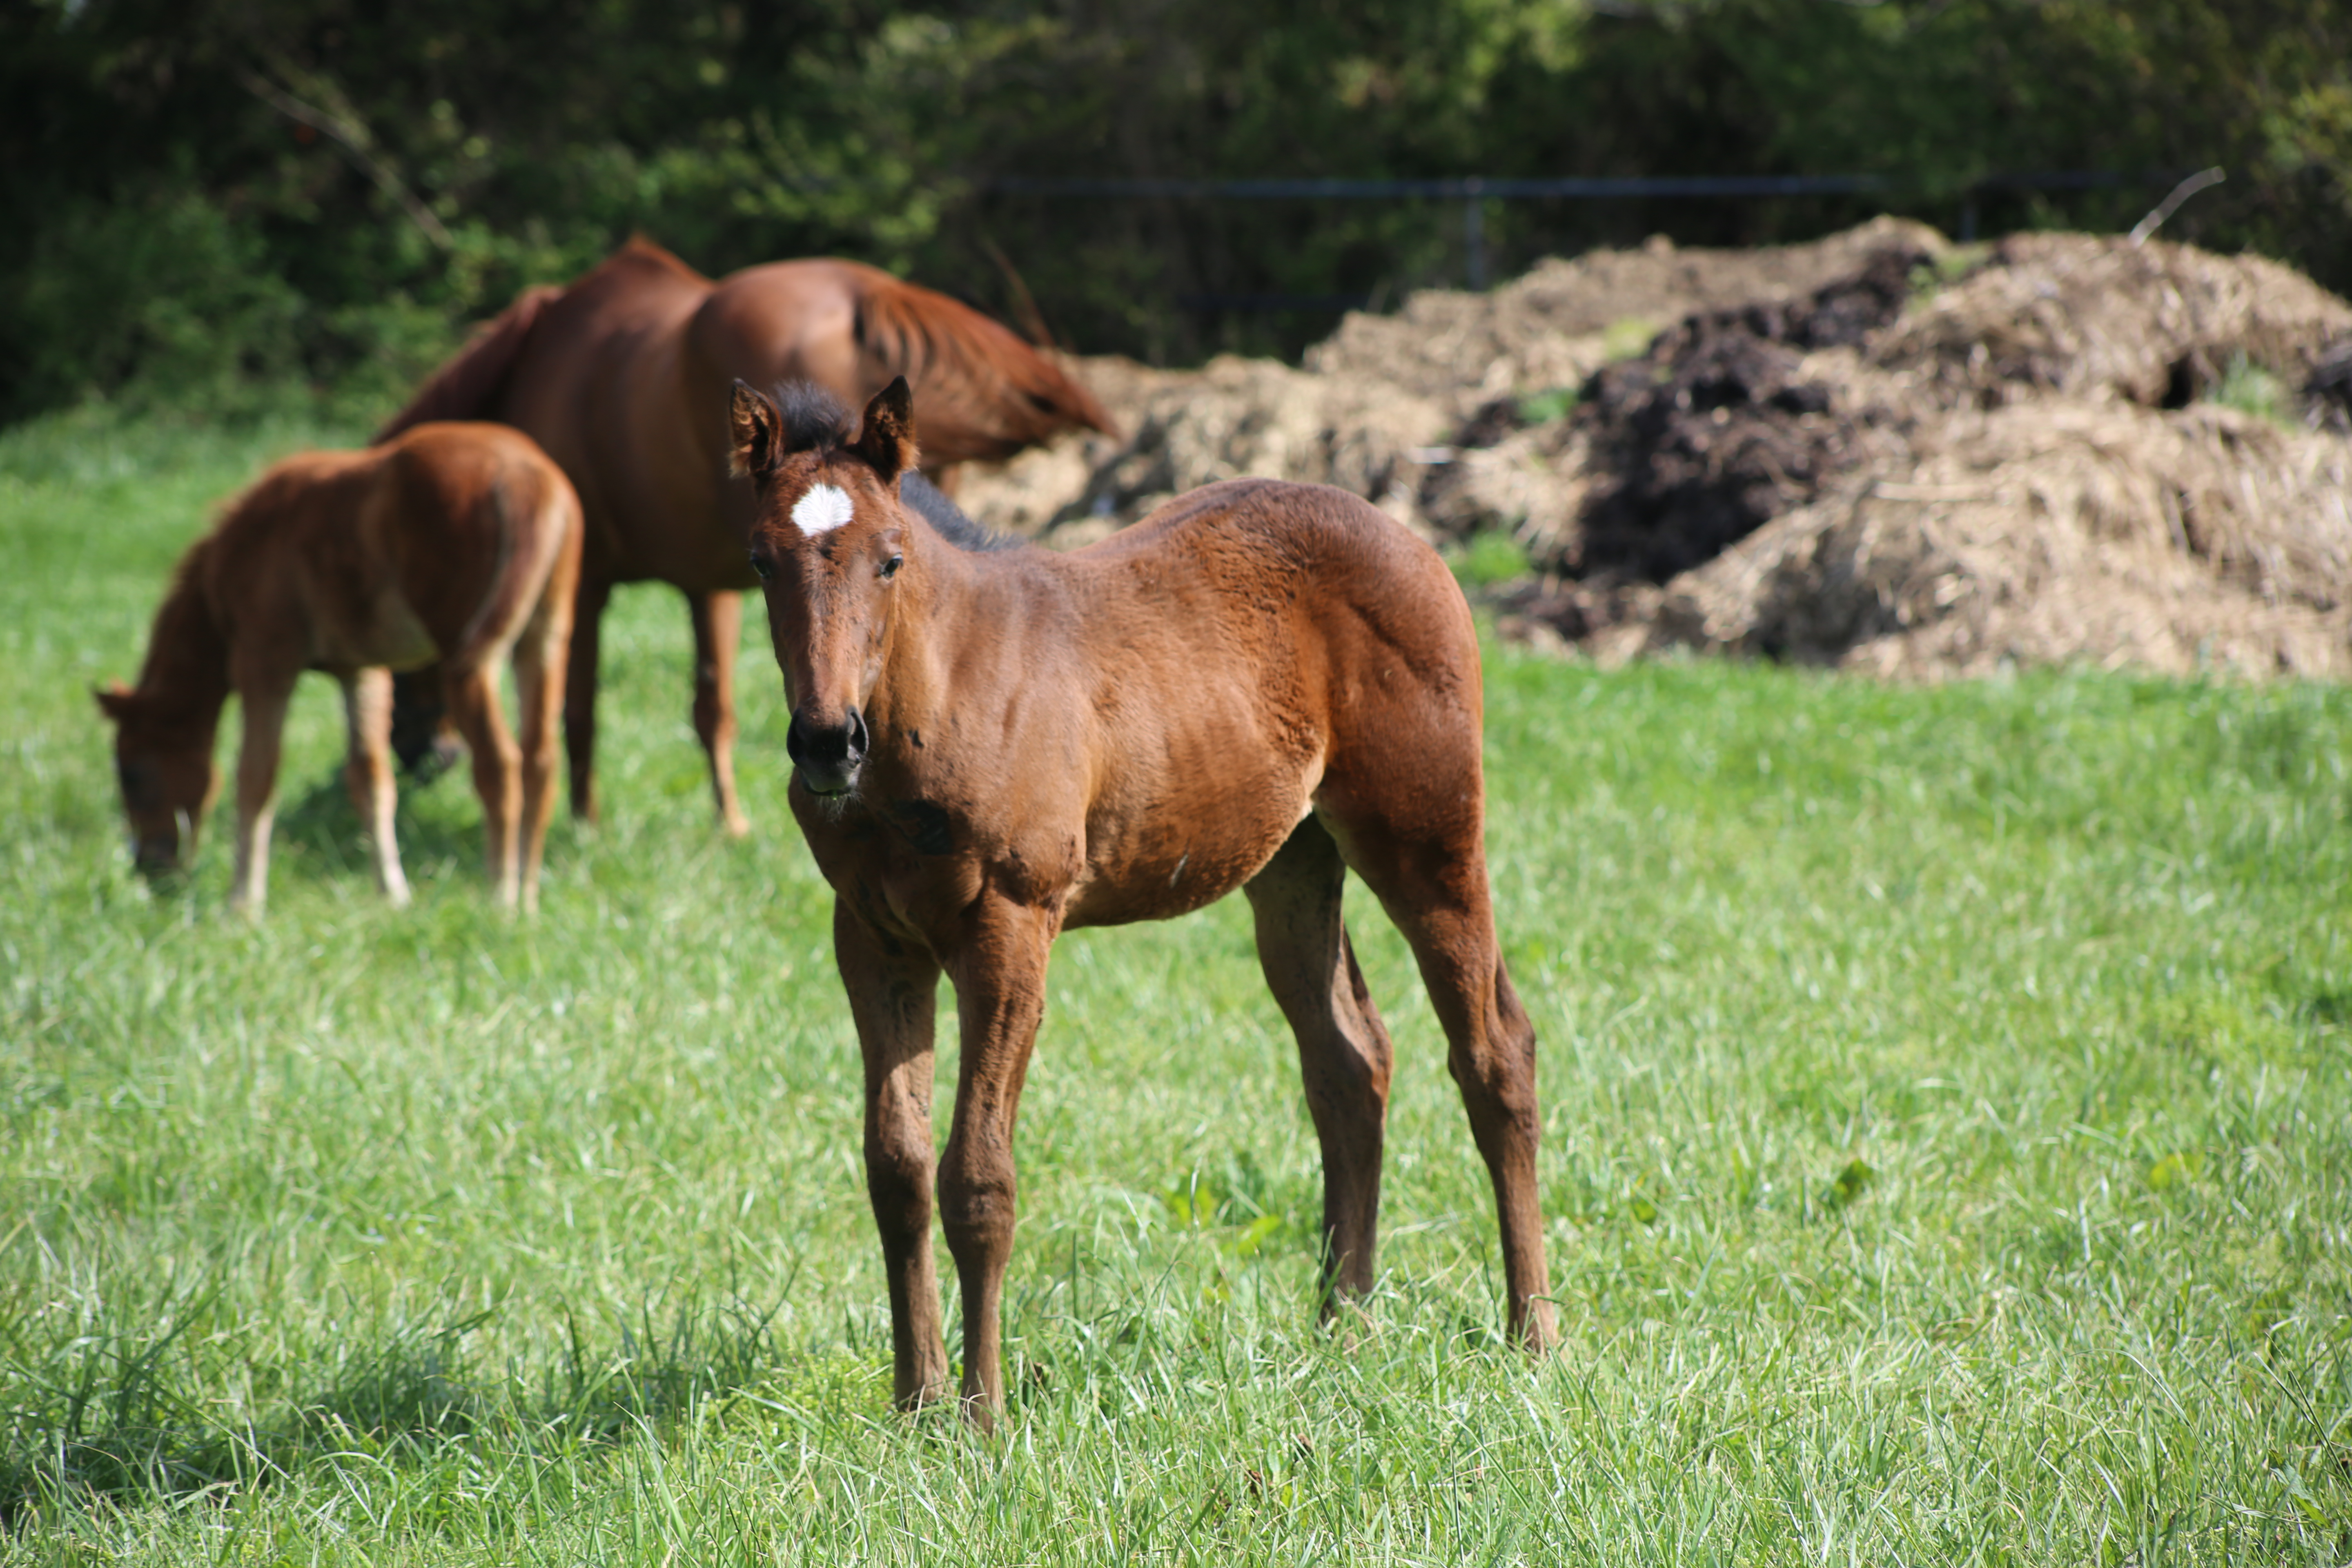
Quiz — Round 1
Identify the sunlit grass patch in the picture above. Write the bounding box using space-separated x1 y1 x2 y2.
2 407 2349 1563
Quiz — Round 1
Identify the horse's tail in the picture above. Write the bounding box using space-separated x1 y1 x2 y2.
375 284 564 442
851 272 1117 466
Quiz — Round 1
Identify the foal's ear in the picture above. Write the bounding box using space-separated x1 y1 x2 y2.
729 380 784 480
93 682 137 723
851 376 920 483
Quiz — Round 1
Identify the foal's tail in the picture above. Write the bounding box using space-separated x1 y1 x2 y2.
851 271 1117 466
376 284 564 442
444 456 582 675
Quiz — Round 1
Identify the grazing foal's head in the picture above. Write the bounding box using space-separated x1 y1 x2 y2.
731 377 923 799
94 686 220 877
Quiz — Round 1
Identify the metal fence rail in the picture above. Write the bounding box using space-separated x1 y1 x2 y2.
986 168 2190 295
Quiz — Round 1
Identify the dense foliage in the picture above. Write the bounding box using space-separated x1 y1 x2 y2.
4 0 2350 421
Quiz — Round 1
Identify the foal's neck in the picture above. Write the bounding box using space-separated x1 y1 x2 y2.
135 547 233 735
875 522 1009 744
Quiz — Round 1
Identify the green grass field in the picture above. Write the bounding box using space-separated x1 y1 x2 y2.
3 409 2349 1564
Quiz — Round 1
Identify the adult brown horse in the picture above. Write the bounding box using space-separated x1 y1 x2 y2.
730 378 1557 1427
98 423 581 915
376 237 1113 833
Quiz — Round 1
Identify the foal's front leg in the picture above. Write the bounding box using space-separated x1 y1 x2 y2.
835 901 952 1408
939 893 1058 1429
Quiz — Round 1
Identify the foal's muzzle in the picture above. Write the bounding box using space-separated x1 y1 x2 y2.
787 706 868 796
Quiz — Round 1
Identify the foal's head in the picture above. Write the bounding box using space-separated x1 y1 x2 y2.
94 685 220 877
731 377 924 799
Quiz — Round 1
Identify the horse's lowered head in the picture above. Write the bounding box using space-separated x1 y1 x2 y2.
731 376 923 799
94 684 220 877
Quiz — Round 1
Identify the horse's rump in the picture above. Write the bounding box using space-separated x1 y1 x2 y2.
376 285 565 442
850 271 1116 465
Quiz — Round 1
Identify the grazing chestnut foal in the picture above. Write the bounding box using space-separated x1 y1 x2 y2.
734 379 1557 1426
97 422 581 915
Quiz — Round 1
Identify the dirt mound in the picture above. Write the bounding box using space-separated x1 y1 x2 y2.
1304 216 1949 419
1877 233 2352 410
1545 245 1930 580
954 354 1446 547
1456 231 2352 678
2306 339 2352 435
1593 402 2352 679
960 221 2352 682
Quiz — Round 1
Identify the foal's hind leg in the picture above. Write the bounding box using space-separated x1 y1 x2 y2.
1244 816 1397 1314
1326 808 1559 1350
687 589 749 837
443 663 524 907
341 668 410 907
510 602 569 913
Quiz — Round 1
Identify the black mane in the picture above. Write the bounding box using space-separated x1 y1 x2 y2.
774 382 854 454
898 470 1025 553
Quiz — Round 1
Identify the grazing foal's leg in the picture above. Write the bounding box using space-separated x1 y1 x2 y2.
443 663 524 907
341 668 410 907
1331 808 1559 1351
1244 816 1397 1314
687 590 750 836
563 574 612 823
227 675 296 918
939 894 1057 1428
510 604 569 912
835 903 952 1409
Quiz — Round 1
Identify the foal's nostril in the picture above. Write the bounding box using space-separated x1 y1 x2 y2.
786 706 867 776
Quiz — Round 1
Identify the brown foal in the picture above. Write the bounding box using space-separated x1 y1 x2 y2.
97 422 581 915
733 379 1558 1427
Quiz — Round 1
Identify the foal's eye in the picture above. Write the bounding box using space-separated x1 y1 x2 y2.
880 555 904 580
748 550 773 581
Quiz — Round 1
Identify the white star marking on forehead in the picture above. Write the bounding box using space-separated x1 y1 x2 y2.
791 483 855 537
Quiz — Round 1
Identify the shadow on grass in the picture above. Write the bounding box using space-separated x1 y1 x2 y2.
271 773 488 867
0 1268 783 1529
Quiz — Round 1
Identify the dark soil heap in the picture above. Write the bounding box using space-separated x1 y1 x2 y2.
1537 244 1928 581
960 223 2352 680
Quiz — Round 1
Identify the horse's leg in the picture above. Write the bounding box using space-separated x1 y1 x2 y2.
564 574 612 823
835 902 952 1409
341 668 410 907
511 601 568 914
939 895 1056 1429
1243 815 1396 1316
226 676 296 918
390 665 464 782
1326 810 1559 1351
687 589 750 836
443 662 523 907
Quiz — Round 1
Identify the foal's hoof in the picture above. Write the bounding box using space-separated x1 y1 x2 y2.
1513 1299 1563 1354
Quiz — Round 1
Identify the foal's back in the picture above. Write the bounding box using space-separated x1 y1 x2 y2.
1069 478 1478 768
212 422 576 675
1028 479 1483 927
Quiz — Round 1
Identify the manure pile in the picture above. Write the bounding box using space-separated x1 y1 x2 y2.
958 219 2352 679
